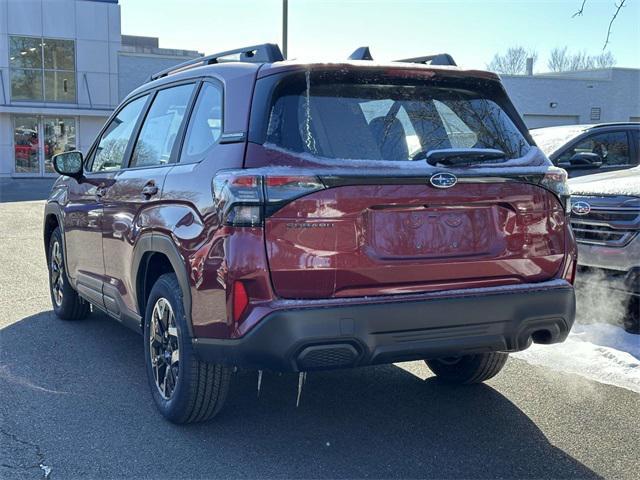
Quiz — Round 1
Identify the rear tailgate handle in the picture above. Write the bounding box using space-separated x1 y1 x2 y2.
142 182 159 198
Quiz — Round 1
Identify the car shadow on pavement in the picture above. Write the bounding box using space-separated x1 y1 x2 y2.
1 310 600 479
0 178 56 203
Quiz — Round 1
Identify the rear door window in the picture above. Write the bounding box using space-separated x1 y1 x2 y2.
130 83 195 168
261 70 530 162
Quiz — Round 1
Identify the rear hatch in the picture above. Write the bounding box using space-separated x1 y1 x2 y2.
246 66 569 299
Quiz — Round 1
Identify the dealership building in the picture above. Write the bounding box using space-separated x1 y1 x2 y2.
0 0 200 178
502 68 640 129
0 0 638 179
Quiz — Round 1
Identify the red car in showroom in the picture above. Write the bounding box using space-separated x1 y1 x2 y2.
45 44 577 423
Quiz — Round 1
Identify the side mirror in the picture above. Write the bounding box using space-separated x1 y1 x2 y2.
568 152 602 169
52 151 84 179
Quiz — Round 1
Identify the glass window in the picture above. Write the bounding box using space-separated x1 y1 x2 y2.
91 95 148 172
131 84 195 168
180 83 223 163
9 37 42 69
434 100 478 149
43 39 75 70
9 36 76 103
557 131 631 166
10 69 43 101
264 70 530 162
43 117 77 173
14 116 39 173
44 71 76 103
358 99 421 159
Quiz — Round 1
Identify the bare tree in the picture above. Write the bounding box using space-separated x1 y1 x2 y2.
569 51 595 71
573 0 630 49
594 51 617 68
547 47 571 72
547 48 617 72
487 46 538 75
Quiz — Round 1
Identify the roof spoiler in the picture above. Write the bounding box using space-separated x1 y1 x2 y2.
396 54 457 66
347 47 457 66
150 43 285 81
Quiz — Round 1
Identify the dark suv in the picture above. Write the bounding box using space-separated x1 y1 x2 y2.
45 44 577 423
531 123 640 178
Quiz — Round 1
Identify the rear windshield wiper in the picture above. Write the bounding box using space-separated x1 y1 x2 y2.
425 148 506 167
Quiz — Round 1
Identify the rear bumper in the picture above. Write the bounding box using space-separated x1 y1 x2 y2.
193 280 575 372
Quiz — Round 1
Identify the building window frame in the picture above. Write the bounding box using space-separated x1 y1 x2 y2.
12 114 79 177
8 35 77 104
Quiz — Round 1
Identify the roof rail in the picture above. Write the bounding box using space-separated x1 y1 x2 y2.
588 122 640 128
149 43 284 81
348 46 373 61
396 54 457 66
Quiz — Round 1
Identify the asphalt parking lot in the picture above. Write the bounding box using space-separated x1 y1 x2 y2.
1 198 638 479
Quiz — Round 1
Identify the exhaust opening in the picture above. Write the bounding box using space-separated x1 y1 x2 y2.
531 329 553 344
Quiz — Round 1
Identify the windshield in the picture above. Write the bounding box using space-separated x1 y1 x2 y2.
530 126 587 156
261 70 531 162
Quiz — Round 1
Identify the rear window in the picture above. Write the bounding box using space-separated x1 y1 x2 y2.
258 69 530 162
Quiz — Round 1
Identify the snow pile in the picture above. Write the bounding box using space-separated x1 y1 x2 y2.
513 323 640 393
569 166 640 197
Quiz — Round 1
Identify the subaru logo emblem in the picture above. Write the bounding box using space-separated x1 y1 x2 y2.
572 201 591 215
430 172 457 189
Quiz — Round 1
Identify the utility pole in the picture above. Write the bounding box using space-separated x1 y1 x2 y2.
282 0 288 59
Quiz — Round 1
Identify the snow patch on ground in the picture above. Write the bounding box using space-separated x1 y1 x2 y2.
513 323 640 393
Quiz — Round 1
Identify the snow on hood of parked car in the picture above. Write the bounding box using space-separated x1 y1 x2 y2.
530 125 591 156
569 166 640 197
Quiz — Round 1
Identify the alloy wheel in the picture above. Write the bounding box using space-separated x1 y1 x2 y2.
50 241 64 307
149 298 180 399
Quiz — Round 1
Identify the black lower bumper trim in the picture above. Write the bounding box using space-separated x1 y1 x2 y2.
193 282 575 372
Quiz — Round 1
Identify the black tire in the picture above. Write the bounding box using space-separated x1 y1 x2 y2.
623 297 639 334
47 227 91 320
143 273 231 424
425 352 508 384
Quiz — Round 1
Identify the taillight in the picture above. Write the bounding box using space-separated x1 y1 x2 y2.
213 172 324 226
232 280 249 322
540 168 571 213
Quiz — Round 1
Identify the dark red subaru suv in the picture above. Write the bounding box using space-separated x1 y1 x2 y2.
45 44 577 423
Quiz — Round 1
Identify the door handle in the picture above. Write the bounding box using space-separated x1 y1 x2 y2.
96 186 107 199
142 182 159 198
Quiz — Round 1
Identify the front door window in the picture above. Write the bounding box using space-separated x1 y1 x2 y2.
13 115 77 175
556 131 632 168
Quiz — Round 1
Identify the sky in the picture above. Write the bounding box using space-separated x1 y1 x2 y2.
121 0 640 71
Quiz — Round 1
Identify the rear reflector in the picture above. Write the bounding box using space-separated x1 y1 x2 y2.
232 281 249 322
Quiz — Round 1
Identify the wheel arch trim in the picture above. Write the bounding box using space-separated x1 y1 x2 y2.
132 233 194 337
43 202 72 282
